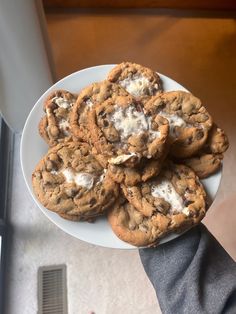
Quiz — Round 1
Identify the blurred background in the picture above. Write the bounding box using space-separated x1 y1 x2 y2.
1 1 236 313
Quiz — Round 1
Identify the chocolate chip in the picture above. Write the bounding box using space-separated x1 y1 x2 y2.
184 199 194 206
196 130 204 140
174 171 181 179
151 87 158 94
185 137 193 145
89 197 97 207
103 120 109 127
186 187 194 194
156 204 169 214
66 188 76 198
83 96 90 102
157 102 166 111
181 168 189 176
98 110 106 117
152 121 159 130
100 188 106 196
56 197 61 204
200 114 209 122
51 102 58 110
127 190 133 197
136 104 142 112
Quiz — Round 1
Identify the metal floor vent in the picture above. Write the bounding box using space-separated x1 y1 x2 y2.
38 265 68 314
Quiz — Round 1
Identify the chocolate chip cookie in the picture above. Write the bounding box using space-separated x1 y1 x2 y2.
122 162 206 219
108 163 206 246
70 81 132 142
39 90 77 146
145 91 213 158
107 62 162 102
203 123 229 154
108 163 207 247
179 123 229 178
32 141 119 220
88 95 169 168
109 163 206 247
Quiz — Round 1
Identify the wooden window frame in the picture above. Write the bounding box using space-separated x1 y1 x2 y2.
43 0 236 11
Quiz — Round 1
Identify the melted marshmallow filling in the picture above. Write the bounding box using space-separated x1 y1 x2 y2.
119 75 156 97
151 179 189 215
58 119 70 135
109 153 137 165
61 168 105 190
158 111 186 138
110 105 160 142
52 96 73 109
46 96 73 135
85 98 94 108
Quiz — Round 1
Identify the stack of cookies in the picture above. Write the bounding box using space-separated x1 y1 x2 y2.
32 62 229 247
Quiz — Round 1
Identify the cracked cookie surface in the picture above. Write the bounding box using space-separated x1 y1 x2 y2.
39 90 78 146
32 141 119 220
145 91 213 158
70 81 131 142
88 95 169 168
107 62 162 103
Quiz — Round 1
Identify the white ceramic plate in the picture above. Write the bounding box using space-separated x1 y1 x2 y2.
20 65 222 249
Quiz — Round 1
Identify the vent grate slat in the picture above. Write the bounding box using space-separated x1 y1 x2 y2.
38 265 68 314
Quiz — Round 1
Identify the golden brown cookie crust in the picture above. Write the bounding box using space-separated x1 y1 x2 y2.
107 62 162 102
58 212 96 222
70 81 132 142
32 141 119 220
39 90 77 147
88 96 169 168
145 91 213 158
